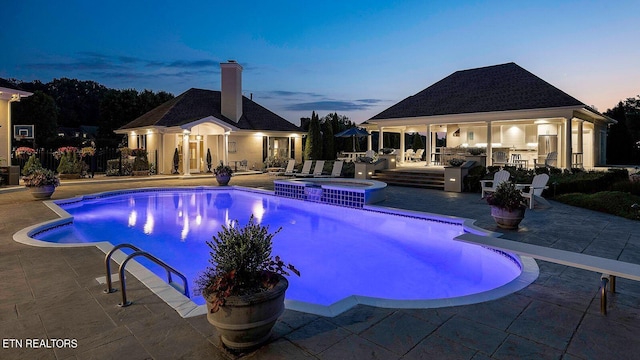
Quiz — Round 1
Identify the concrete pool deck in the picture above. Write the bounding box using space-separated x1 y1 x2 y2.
1 173 639 359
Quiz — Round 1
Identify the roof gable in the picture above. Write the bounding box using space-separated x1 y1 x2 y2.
371 63 585 120
119 88 301 132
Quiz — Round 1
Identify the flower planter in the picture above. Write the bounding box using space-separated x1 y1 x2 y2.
206 275 288 350
215 174 231 186
490 206 525 229
28 185 56 200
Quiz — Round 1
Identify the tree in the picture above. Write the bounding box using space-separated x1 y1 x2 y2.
304 111 323 160
11 91 59 147
321 114 335 160
411 132 425 153
605 96 640 164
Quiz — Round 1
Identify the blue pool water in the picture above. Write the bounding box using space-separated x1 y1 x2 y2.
34 188 522 308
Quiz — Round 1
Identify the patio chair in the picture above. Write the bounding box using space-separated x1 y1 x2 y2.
479 169 510 199
296 160 325 177
518 173 550 209
411 149 424 162
534 152 558 168
492 151 508 167
293 160 313 177
507 153 521 167
282 159 296 176
315 161 344 178
404 149 415 162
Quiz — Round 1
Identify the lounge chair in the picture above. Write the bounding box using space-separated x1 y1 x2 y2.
492 151 508 167
479 169 510 199
296 160 324 177
282 159 296 176
518 173 550 209
411 149 424 162
315 161 343 178
293 160 313 177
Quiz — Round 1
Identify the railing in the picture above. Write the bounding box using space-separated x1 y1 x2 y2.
104 243 189 307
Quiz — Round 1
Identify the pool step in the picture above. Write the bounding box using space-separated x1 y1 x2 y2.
372 170 445 189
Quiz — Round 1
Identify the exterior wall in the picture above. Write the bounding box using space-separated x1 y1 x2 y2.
228 134 265 170
0 100 8 164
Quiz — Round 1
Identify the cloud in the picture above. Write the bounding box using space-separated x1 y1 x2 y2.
285 100 383 111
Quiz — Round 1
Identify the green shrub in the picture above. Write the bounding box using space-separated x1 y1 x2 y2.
21 155 43 176
555 191 640 220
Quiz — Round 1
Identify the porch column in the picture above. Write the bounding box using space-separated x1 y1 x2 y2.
367 130 372 151
577 120 584 167
223 132 229 165
379 127 384 152
564 117 573 169
486 121 493 166
399 129 406 164
182 132 190 176
288 137 292 159
426 125 432 166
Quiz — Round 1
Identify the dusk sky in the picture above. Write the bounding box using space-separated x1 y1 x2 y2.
2 1 638 125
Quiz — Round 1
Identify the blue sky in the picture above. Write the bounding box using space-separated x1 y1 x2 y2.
2 1 638 125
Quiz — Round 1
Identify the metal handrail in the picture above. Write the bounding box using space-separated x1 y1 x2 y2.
104 243 142 294
117 250 190 307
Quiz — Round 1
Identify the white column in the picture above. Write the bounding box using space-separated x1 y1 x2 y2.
379 127 384 152
486 121 492 166
426 125 432 166
223 133 229 165
182 132 190 176
565 117 573 169
367 130 372 151
399 129 406 164
577 120 584 166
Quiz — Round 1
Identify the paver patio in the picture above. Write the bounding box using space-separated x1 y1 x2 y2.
1 173 639 359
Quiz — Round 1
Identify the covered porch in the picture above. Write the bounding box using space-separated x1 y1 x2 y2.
363 107 609 170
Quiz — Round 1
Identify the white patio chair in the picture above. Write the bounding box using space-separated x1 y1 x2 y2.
518 173 550 209
479 169 510 199
404 149 414 162
293 160 313 177
282 159 296 176
534 152 558 168
316 161 343 178
296 160 324 177
492 151 508 167
411 149 424 162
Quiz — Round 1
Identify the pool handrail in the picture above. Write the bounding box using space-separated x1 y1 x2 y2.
104 243 142 294
118 250 190 307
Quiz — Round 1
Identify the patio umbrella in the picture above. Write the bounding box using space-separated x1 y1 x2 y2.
335 127 369 151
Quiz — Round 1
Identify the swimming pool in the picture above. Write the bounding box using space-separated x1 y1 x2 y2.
15 186 538 317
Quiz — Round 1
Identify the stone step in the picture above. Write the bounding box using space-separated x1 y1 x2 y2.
372 170 445 189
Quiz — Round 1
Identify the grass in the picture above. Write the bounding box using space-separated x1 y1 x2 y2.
555 191 640 220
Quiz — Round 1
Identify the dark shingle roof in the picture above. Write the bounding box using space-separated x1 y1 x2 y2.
371 63 585 120
120 88 301 132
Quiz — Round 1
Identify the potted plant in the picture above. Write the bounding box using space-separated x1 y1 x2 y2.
196 216 299 350
485 181 527 229
172 148 180 174
448 158 465 167
22 168 60 199
213 161 233 186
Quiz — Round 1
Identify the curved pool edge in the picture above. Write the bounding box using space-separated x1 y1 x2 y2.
13 185 538 319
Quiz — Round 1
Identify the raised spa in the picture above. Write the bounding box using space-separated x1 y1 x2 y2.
17 187 537 317
274 177 387 207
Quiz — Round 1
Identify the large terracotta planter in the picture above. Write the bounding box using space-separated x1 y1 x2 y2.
205 275 288 350
490 206 525 229
28 185 56 200
215 174 231 186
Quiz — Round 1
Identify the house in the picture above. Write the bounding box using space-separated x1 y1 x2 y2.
0 79 32 163
116 61 304 175
363 63 616 169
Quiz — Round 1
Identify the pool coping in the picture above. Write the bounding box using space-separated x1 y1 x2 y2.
13 185 539 318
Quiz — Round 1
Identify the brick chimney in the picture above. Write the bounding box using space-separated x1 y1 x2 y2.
220 60 243 122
